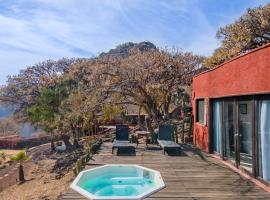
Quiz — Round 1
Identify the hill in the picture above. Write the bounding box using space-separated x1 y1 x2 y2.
99 41 157 59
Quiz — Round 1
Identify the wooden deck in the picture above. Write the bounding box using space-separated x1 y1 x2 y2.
59 143 270 200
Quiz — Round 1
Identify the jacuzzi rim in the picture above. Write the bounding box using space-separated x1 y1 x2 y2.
70 164 165 200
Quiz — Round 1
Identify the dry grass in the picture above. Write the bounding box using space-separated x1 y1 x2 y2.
0 158 74 200
0 149 22 163
0 149 21 156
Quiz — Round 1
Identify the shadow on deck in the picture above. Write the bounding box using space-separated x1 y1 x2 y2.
58 143 270 200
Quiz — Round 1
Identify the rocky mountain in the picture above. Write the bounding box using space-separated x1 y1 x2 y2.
99 41 157 59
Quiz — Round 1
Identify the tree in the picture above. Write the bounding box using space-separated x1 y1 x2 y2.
0 117 20 136
0 58 83 115
27 83 69 150
88 48 203 125
11 151 30 184
56 89 104 139
1 41 204 142
204 4 270 68
102 103 124 122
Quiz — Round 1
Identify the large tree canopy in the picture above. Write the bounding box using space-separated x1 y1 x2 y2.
1 42 204 141
27 83 69 133
72 48 204 125
0 58 84 113
205 4 270 68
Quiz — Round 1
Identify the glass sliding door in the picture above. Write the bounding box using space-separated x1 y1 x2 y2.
212 101 222 154
224 101 236 162
210 96 270 182
257 100 270 183
238 100 253 172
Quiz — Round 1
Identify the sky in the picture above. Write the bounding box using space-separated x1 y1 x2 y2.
0 0 269 85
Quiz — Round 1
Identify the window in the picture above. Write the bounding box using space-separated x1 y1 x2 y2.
212 101 222 154
196 99 205 124
257 100 270 183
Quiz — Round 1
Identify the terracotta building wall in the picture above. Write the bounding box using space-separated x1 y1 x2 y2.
192 44 270 152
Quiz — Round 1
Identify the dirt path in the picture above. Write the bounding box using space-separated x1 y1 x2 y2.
0 162 33 192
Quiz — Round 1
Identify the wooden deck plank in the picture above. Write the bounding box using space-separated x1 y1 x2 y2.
58 143 270 200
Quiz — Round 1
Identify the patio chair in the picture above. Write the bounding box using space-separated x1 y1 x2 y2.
157 124 181 155
112 124 135 154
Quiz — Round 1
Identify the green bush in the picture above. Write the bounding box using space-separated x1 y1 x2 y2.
85 154 92 163
73 138 101 177
74 158 85 176
10 151 30 162
98 138 103 144
73 167 78 176
91 143 100 154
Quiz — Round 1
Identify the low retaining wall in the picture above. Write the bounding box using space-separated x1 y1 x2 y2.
0 136 50 149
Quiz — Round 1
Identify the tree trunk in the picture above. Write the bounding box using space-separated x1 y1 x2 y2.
50 133 55 151
73 138 80 149
19 163 25 183
181 121 185 143
163 96 171 120
51 139 55 151
138 106 142 127
61 134 73 150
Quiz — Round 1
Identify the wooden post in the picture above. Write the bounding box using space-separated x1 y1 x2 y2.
181 121 185 143
174 125 178 144
188 114 193 142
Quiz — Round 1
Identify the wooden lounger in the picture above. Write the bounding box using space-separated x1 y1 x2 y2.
112 124 135 154
157 139 181 154
112 140 135 154
157 124 181 155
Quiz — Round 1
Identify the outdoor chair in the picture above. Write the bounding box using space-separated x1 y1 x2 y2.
157 124 181 155
112 124 135 154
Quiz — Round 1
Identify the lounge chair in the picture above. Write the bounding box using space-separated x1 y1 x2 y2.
157 124 181 154
112 124 135 154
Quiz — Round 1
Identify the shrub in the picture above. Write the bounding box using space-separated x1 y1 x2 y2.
10 151 29 162
73 138 101 177
73 157 86 176
0 151 6 161
91 143 100 154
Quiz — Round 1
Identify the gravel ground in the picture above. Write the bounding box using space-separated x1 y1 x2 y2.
0 159 74 200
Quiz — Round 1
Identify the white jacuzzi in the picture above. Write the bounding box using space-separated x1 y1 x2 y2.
70 164 165 200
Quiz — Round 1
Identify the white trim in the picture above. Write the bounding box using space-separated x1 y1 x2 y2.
70 164 165 200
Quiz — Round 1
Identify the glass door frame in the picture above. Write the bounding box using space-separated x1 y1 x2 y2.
210 100 224 156
254 95 270 185
236 96 255 175
223 98 238 167
209 96 256 177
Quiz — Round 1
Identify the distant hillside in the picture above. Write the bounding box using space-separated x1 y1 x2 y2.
0 103 43 138
99 41 157 59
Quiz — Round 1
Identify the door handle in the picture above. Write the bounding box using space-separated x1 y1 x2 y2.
234 134 238 136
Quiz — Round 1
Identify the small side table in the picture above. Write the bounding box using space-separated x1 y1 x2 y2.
135 131 151 147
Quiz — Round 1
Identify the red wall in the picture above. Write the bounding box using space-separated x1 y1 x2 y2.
192 44 270 152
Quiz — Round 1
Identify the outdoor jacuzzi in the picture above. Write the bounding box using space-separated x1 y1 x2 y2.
70 164 165 200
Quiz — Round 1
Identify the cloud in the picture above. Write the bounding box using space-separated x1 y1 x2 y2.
0 0 269 85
